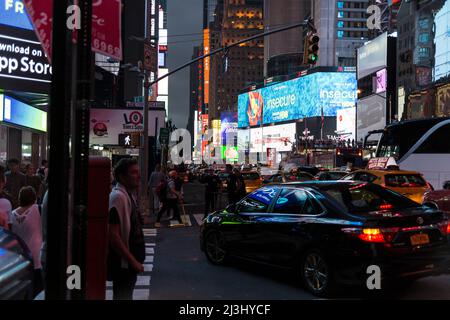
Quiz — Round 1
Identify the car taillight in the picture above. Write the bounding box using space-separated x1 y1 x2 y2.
342 227 399 243
437 221 449 236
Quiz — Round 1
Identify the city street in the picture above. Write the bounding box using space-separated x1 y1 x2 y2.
145 181 450 300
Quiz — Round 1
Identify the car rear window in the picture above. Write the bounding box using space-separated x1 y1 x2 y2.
321 183 419 214
242 172 260 180
385 174 426 187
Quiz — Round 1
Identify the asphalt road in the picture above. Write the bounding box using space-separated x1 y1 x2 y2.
148 181 450 300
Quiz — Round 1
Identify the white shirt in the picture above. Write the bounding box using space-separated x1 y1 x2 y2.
10 204 43 269
0 198 12 228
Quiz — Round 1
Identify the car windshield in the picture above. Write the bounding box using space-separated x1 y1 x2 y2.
320 183 420 214
242 172 260 180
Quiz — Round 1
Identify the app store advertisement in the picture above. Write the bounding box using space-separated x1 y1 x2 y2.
238 72 357 127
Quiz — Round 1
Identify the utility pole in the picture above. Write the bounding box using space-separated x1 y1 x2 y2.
141 68 150 209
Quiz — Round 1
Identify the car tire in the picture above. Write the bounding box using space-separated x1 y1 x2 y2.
300 249 336 297
204 230 228 265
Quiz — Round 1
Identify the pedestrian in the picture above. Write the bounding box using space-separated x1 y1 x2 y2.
0 166 12 230
148 164 166 213
25 164 43 203
9 186 43 297
233 168 247 201
155 170 183 227
37 160 48 179
204 170 221 218
5 158 27 209
107 158 145 300
225 164 238 205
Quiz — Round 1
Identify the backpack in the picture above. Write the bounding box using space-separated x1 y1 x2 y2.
155 180 167 201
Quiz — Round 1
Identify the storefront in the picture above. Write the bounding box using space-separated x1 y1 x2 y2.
0 94 47 166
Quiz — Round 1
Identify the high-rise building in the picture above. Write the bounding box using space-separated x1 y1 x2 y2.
263 0 311 77
313 0 370 67
396 0 449 120
207 0 264 122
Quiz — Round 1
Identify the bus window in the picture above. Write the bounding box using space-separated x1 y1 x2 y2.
415 124 450 154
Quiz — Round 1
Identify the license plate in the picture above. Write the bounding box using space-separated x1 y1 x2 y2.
410 233 430 246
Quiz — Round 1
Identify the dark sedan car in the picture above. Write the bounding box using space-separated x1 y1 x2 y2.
200 181 450 297
315 171 348 181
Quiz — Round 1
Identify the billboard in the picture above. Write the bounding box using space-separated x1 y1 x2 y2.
211 119 221 147
238 72 357 127
434 0 450 81
203 29 210 104
356 94 386 141
89 108 166 146
249 123 296 153
0 94 47 132
220 112 237 146
336 107 356 141
0 0 34 30
357 32 387 79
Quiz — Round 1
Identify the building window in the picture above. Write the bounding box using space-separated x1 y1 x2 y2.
338 11 344 18
338 1 344 8
418 47 430 58
337 30 344 38
418 33 429 43
418 18 429 29
337 21 344 28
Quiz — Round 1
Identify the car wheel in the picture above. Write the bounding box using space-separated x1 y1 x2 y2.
204 231 228 265
300 249 335 297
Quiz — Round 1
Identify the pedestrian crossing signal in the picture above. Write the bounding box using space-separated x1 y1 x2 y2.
119 133 141 148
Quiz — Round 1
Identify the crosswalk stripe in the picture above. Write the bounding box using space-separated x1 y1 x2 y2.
145 247 155 254
136 275 151 286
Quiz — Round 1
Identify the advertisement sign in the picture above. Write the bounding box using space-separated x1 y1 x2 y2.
203 29 210 105
0 94 47 132
211 119 221 147
201 114 209 134
238 72 356 128
220 112 237 146
356 94 386 141
24 0 123 62
0 0 34 30
375 68 387 93
357 32 387 79
336 107 356 141
436 83 450 116
90 108 166 146
221 146 238 162
249 123 296 153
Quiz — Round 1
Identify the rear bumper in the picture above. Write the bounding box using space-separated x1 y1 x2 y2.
332 242 450 286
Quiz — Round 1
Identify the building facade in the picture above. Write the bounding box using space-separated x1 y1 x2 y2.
313 0 370 67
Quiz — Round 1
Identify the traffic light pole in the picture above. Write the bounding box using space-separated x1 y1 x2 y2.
148 20 313 88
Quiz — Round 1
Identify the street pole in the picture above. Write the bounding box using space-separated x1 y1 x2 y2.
46 0 72 300
141 71 150 212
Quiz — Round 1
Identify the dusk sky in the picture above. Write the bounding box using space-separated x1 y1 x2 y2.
167 0 204 129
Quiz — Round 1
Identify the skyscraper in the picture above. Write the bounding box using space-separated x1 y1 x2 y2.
313 0 370 67
207 0 264 122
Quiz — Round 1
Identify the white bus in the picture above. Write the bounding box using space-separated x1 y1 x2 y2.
366 117 450 189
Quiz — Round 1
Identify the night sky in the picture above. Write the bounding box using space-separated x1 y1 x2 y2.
167 0 203 129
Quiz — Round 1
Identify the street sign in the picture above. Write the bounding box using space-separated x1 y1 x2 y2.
119 133 141 148
159 128 170 145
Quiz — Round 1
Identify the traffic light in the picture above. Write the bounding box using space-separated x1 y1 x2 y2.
304 32 320 65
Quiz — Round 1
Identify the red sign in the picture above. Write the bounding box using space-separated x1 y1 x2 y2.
24 0 122 63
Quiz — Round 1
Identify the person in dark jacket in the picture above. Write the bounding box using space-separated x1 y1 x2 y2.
204 171 221 217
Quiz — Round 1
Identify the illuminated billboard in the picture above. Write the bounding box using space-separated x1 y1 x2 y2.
220 112 237 146
0 94 47 132
0 0 34 30
357 32 387 79
356 93 386 141
238 72 357 128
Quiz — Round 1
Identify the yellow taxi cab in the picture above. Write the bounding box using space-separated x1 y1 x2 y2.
341 158 432 203
241 170 263 194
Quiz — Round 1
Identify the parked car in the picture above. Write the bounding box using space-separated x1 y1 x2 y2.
423 181 450 214
201 181 450 297
0 227 35 300
263 172 315 185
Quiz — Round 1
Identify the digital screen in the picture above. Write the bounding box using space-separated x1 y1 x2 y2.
220 112 237 146
357 32 387 79
356 94 386 141
238 72 357 128
221 146 238 161
0 95 47 132
376 68 387 93
0 0 34 30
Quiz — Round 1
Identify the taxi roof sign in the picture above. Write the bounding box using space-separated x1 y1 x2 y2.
367 157 399 170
